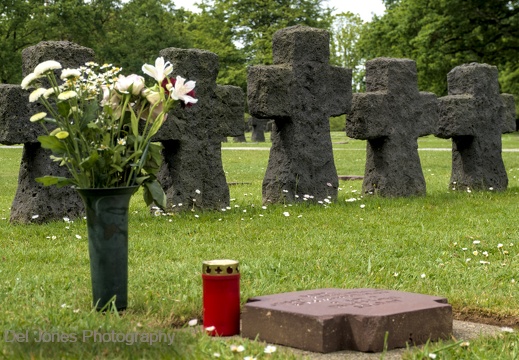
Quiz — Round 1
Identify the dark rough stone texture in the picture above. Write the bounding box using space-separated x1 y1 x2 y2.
247 25 352 204
0 85 39 145
4 41 94 223
9 143 85 224
346 58 438 197
265 120 274 132
502 94 517 133
249 117 268 142
242 288 452 353
232 117 247 143
155 48 244 211
22 41 95 77
437 63 517 191
1 41 94 145
233 134 247 143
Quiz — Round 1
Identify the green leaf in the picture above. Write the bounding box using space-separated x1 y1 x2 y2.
143 142 163 175
35 176 75 188
113 150 122 165
37 135 67 154
143 179 166 210
111 164 124 172
137 142 150 171
57 101 71 117
80 151 99 170
102 133 111 147
87 122 100 130
130 112 139 137
149 142 163 164
134 176 150 185
42 118 57 124
82 101 99 125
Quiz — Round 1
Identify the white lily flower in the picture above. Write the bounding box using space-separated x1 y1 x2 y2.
143 88 161 104
140 88 164 121
142 57 173 82
33 60 62 76
115 74 145 95
101 85 112 105
169 76 198 104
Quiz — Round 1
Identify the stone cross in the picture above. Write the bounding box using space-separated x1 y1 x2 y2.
154 48 244 211
249 117 268 142
0 41 94 223
346 57 438 197
437 63 517 191
247 25 352 204
233 133 247 143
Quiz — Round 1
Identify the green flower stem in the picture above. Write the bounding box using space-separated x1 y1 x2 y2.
60 137 83 186
124 98 168 187
45 70 62 97
26 59 188 202
114 95 131 147
61 109 85 186
38 96 61 121
126 97 159 186
40 72 87 187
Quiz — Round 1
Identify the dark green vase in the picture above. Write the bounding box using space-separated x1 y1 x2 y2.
76 186 139 311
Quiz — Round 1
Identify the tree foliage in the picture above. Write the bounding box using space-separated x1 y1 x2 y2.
0 0 189 83
359 0 519 106
183 0 247 89
1 0 334 88
95 0 190 77
219 0 333 65
329 12 365 91
185 0 334 90
0 0 122 83
1 0 518 114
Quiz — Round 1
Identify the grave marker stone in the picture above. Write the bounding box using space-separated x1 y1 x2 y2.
247 25 352 204
346 57 438 197
154 48 244 211
0 41 94 223
233 134 246 143
249 117 268 142
233 117 247 143
437 63 517 191
242 288 452 353
265 120 274 132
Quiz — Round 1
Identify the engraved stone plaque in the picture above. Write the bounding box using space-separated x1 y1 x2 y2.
241 288 452 353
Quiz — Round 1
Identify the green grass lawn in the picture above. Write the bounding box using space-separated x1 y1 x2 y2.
1 132 518 359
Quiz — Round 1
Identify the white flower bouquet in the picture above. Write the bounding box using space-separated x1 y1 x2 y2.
21 57 197 208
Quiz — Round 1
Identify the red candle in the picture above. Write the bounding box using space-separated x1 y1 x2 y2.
202 259 240 336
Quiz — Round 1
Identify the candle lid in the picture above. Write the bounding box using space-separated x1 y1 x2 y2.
203 259 239 276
